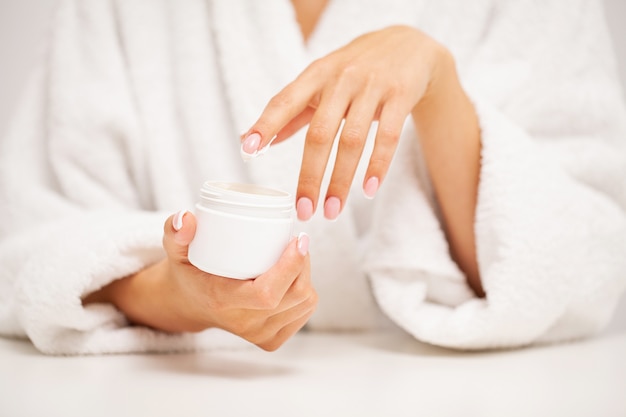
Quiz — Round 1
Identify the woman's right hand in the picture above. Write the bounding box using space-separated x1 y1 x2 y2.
83 211 317 351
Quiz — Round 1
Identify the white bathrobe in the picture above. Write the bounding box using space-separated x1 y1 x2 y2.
0 0 625 354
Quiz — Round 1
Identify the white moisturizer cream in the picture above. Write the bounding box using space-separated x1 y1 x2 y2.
188 181 295 279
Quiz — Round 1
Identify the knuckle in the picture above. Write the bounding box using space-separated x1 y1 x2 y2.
337 64 359 82
369 154 393 171
305 290 319 311
303 59 326 79
311 288 319 304
290 281 310 302
386 86 399 97
378 125 401 145
306 123 333 146
363 72 378 90
258 339 282 352
229 318 255 337
385 81 408 100
289 279 317 308
268 91 294 109
340 128 364 150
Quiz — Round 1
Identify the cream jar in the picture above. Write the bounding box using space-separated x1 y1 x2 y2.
188 181 294 279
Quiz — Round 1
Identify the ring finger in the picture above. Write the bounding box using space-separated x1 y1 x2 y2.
324 93 380 220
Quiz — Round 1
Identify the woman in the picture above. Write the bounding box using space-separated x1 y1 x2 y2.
0 0 624 354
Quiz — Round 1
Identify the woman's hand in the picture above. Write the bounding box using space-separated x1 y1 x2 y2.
241 25 484 296
83 211 317 351
241 25 451 221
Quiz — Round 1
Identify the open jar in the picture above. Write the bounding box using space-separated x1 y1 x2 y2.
188 181 295 279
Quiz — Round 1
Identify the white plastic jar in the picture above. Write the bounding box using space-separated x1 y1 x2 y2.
188 181 294 279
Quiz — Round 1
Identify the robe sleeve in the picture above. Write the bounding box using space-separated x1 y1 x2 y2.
0 0 244 354
365 0 626 349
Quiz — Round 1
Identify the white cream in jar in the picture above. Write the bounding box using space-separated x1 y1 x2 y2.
188 181 294 279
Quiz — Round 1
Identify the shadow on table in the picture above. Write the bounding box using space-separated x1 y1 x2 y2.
141 351 296 379
0 336 295 379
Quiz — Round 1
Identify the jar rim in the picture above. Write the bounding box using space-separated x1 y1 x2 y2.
199 181 293 209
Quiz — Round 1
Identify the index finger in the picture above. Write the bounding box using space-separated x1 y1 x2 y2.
243 68 322 152
239 235 309 310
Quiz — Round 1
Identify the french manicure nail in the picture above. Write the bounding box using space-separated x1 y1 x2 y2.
296 197 314 221
297 232 310 256
324 196 341 221
363 176 379 199
241 132 261 155
240 134 278 162
173 210 189 231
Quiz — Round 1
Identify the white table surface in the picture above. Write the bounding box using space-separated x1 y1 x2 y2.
1 329 625 417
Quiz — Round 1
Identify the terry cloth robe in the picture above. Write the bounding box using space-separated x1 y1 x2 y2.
0 0 625 354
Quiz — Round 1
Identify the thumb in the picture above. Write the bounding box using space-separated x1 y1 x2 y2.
163 210 197 263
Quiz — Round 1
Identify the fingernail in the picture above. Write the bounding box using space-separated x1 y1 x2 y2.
173 210 189 231
297 232 309 256
363 177 379 199
296 197 314 221
324 196 341 221
241 132 261 155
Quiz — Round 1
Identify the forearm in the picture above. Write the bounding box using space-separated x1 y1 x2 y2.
411 49 484 297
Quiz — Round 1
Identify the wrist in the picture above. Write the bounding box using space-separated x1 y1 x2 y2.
413 45 461 119
117 259 191 332
83 259 193 332
82 277 119 306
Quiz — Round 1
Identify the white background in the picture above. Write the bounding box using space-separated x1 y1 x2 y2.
0 1 625 332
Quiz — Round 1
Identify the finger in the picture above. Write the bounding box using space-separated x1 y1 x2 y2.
257 297 317 351
204 234 310 311
243 72 322 153
162 210 197 264
324 94 379 220
268 255 312 314
272 106 316 145
296 90 351 221
238 233 310 310
363 101 407 199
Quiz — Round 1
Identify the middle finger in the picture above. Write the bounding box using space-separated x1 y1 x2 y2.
296 87 351 221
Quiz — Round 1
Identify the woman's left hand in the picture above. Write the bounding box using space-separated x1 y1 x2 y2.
241 25 453 221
